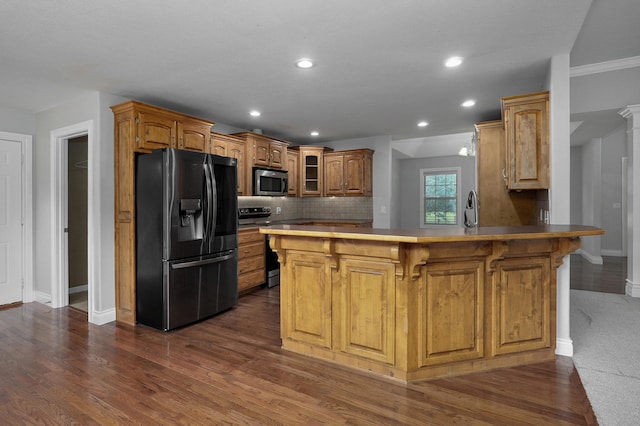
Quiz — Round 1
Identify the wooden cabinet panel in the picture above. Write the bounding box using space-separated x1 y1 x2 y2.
177 121 210 152
502 91 549 190
490 257 551 356
238 228 265 293
324 155 344 195
324 149 373 196
419 260 484 366
476 121 537 226
339 258 395 364
297 146 329 197
253 138 271 167
137 111 176 150
270 142 286 169
282 252 332 348
211 132 246 195
287 148 298 196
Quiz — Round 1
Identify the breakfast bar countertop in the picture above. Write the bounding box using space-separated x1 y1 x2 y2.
259 224 604 242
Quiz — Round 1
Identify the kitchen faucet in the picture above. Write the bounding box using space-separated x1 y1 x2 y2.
464 190 478 228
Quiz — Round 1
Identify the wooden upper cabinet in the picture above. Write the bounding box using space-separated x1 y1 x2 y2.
211 132 246 196
177 121 210 152
233 132 289 170
136 110 176 151
287 148 299 196
324 149 373 196
502 91 549 190
476 121 537 226
294 145 331 197
123 101 213 153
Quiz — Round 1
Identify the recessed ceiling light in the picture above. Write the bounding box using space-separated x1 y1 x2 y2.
295 58 315 69
445 56 463 68
310 131 319 136
417 121 429 127
461 100 476 108
249 110 261 117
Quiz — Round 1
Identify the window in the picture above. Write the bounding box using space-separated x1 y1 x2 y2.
420 167 460 227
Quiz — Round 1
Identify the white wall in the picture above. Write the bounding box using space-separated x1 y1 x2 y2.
0 106 36 135
580 138 603 263
34 91 126 324
601 126 627 255
570 146 583 225
323 135 393 229
398 155 476 229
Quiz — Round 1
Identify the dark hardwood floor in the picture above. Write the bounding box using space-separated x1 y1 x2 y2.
0 287 597 425
570 254 627 294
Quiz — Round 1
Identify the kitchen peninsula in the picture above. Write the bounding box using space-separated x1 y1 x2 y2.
261 224 603 382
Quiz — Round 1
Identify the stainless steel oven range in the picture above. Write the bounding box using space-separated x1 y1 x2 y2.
238 207 280 288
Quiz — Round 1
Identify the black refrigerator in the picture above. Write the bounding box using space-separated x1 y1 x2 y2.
136 148 238 331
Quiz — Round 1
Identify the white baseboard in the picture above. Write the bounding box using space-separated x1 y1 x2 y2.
579 251 603 265
601 249 624 257
90 308 116 325
556 338 574 357
34 291 51 304
626 279 640 298
69 285 88 294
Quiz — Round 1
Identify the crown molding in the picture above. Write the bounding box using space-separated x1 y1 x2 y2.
570 56 640 78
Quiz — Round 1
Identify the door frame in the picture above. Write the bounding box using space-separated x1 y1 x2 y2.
50 121 95 322
0 131 33 303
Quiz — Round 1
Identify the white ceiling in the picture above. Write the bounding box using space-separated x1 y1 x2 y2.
0 0 638 147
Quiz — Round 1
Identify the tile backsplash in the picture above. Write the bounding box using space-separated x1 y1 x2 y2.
238 196 373 221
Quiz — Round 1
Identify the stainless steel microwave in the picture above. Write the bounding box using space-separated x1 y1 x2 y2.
253 168 288 196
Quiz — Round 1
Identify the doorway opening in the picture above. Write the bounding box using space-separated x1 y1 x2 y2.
67 135 88 312
51 121 94 321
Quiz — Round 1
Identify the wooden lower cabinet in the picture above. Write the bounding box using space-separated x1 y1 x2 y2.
281 251 332 348
490 256 551 356
238 228 265 292
339 258 396 364
268 233 582 382
420 260 484 366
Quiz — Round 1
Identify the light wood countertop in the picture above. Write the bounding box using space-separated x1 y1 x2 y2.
260 224 604 243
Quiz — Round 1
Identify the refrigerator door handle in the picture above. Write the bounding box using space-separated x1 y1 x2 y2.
204 157 214 243
210 156 218 241
171 252 236 269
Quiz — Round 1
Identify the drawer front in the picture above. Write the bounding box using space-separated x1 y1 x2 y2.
239 269 266 291
238 256 265 275
238 229 264 244
239 241 265 260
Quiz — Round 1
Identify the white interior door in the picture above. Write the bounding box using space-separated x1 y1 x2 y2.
0 138 23 305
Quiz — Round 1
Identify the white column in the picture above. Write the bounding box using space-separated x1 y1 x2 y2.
619 105 640 297
548 53 573 356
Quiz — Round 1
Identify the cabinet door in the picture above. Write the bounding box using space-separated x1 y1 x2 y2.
253 138 271 167
226 140 246 196
504 94 549 190
338 258 395 364
177 122 210 152
343 153 365 195
287 150 298 196
211 140 228 156
489 257 551 356
137 111 176 150
281 251 332 348
301 149 323 196
419 260 484 366
324 155 344 196
269 142 286 169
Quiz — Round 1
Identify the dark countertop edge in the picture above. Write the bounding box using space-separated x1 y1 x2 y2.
258 224 604 243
